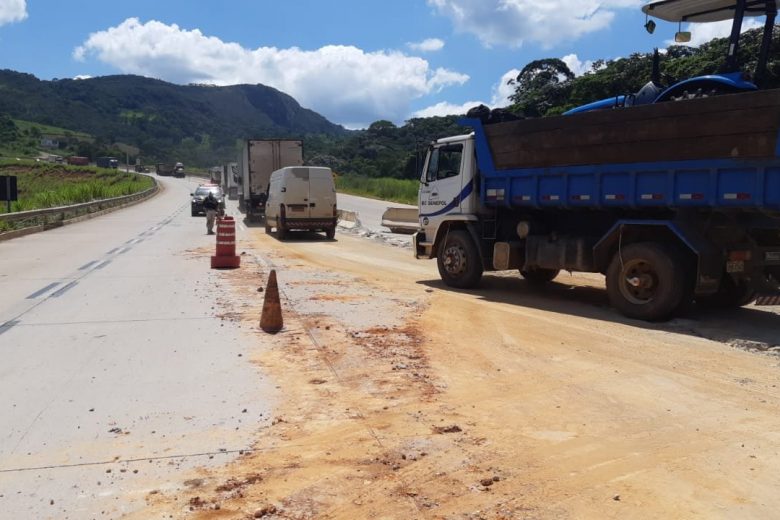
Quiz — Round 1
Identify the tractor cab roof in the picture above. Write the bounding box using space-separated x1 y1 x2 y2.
642 0 776 22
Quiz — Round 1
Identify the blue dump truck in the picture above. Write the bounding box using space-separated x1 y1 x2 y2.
414 91 780 321
414 0 780 321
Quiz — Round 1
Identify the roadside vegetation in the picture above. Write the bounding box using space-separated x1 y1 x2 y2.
0 160 154 214
335 175 418 205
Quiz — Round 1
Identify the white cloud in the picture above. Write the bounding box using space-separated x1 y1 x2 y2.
0 0 27 26
412 100 485 118
408 38 445 52
490 68 520 107
73 18 469 128
428 0 640 48
413 67 521 117
561 54 594 77
666 18 763 48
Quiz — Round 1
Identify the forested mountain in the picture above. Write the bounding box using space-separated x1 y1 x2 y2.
1 26 778 177
0 71 346 165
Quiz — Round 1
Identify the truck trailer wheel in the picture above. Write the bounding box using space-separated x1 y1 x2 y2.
276 217 286 240
520 267 560 285
437 230 483 289
696 276 756 309
606 242 686 321
325 227 336 240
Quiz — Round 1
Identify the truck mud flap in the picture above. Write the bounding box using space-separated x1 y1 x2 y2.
755 294 780 306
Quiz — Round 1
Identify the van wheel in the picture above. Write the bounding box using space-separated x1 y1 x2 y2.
276 217 286 240
520 267 560 285
437 230 483 289
326 227 335 240
606 242 686 321
265 221 272 234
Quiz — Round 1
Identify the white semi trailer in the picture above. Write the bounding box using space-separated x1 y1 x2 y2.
238 139 303 221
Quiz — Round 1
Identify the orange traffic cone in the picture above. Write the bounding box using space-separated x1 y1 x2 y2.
260 269 283 333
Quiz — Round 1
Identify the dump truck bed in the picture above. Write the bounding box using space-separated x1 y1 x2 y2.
471 89 780 213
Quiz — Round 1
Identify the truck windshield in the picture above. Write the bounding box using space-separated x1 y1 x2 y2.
426 144 463 182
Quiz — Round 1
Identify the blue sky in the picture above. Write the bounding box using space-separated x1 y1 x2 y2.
0 0 748 128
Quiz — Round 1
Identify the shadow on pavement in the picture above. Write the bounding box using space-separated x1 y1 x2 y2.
417 274 780 350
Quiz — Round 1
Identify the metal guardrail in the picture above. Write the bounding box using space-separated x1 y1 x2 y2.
0 180 159 233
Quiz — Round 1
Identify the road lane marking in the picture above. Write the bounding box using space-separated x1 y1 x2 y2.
26 282 60 299
78 261 97 271
0 320 20 336
50 281 78 298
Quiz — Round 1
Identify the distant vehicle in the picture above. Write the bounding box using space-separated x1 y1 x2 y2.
156 163 174 176
48 155 63 164
238 139 303 221
265 166 337 240
224 162 239 200
209 166 222 185
174 162 185 178
190 184 224 216
96 156 118 169
66 156 89 166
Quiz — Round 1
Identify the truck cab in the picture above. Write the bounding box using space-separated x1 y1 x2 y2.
416 135 478 260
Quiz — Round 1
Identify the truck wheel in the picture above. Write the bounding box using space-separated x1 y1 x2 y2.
326 227 336 240
520 267 560 285
606 242 686 321
276 217 286 240
696 277 756 309
264 221 272 234
437 230 483 289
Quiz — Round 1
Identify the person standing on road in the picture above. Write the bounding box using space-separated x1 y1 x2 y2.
203 192 219 234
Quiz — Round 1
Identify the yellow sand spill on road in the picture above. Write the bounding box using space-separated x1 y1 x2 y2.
133 231 780 519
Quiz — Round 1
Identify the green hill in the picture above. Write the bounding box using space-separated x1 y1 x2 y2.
0 71 346 165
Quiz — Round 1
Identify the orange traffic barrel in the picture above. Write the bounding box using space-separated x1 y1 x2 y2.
211 215 241 269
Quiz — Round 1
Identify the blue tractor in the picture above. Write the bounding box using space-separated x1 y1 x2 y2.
566 0 777 115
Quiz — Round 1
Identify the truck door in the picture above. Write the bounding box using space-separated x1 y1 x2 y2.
285 168 311 219
419 143 465 220
308 170 335 219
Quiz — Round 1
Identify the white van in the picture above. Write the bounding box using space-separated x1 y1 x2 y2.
265 166 337 239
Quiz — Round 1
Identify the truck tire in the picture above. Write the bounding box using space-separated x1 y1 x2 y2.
520 267 560 285
437 229 483 289
276 216 286 240
265 221 272 234
325 227 336 240
696 277 756 309
606 242 686 321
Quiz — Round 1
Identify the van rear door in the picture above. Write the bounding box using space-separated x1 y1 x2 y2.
284 168 310 219
309 169 336 219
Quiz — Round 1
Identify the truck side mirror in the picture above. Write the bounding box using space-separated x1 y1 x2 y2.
675 31 691 43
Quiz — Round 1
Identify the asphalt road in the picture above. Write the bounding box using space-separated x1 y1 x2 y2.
0 176 275 518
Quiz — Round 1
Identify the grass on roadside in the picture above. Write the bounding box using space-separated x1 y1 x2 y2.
335 175 418 205
0 160 154 214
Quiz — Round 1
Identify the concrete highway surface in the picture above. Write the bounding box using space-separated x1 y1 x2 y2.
0 176 274 518
3 177 780 519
